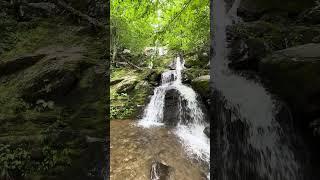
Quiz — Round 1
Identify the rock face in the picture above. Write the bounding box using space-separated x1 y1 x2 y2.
191 75 210 100
259 43 320 121
0 44 106 179
150 162 175 180
0 54 45 76
163 89 181 126
11 46 92 102
238 0 315 21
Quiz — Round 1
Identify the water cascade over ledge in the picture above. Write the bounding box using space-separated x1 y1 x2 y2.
211 0 309 179
138 55 210 165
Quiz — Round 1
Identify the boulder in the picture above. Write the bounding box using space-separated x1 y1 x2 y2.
228 21 285 51
150 161 175 180
182 69 209 84
238 0 314 21
191 75 210 99
229 37 269 70
115 77 138 93
163 89 181 126
259 43 320 119
17 46 92 102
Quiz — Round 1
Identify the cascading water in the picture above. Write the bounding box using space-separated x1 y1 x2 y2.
211 0 308 179
138 56 210 165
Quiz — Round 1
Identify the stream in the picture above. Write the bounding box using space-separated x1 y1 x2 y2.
110 56 210 179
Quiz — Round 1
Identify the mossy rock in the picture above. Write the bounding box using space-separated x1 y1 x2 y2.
191 75 210 99
184 53 209 69
182 68 209 84
230 21 286 51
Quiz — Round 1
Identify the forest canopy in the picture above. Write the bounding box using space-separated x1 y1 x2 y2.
111 0 210 54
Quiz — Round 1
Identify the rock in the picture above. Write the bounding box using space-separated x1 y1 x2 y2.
204 126 210 138
0 54 45 77
229 37 269 70
182 69 209 84
298 5 320 25
259 43 320 119
191 75 210 99
184 53 209 69
163 89 181 126
115 77 138 93
18 46 92 102
19 2 57 20
144 69 162 85
238 0 314 21
286 26 320 47
228 21 285 51
150 161 175 180
110 78 124 86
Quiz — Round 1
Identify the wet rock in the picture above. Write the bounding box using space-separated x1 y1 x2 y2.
204 126 210 138
150 161 175 180
259 43 320 124
145 69 162 85
229 37 269 70
163 89 181 126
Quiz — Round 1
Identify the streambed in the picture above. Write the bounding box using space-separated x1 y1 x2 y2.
110 120 209 180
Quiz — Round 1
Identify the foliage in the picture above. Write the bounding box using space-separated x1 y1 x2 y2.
111 0 209 55
0 144 30 179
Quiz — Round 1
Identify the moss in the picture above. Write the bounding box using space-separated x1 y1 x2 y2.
191 75 210 99
0 16 107 178
110 68 157 120
183 68 209 83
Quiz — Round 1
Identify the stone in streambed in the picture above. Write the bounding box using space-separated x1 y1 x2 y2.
150 161 175 180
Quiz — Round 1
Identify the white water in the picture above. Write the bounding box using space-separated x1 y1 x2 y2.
212 0 301 178
138 56 210 164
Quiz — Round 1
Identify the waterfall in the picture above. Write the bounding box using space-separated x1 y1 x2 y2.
211 0 305 179
138 56 210 164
